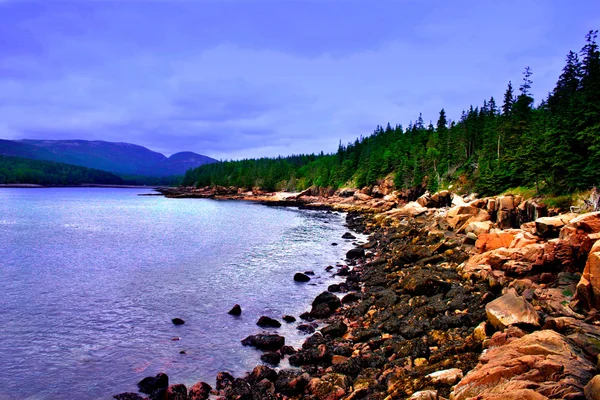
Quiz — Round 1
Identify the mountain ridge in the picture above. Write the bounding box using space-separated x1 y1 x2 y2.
0 139 217 177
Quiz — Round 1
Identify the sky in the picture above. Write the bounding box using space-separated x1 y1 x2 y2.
1 1 599 160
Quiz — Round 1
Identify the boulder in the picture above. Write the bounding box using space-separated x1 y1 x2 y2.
426 368 463 385
585 375 600 400
260 351 281 365
346 248 365 259
396 201 428 217
257 316 282 328
342 232 356 239
282 315 296 323
575 240 600 310
165 384 187 400
353 192 372 202
465 220 492 236
485 289 540 330
241 334 285 351
311 292 341 318
535 214 576 238
475 231 517 253
138 373 168 394
451 330 596 400
171 318 185 325
408 391 438 400
509 231 539 249
215 371 234 390
447 205 480 230
188 382 212 400
294 272 311 282
321 321 348 338
570 211 600 233
228 304 242 316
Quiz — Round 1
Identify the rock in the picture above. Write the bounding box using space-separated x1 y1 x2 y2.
171 318 185 325
216 371 234 390
138 373 169 394
570 211 600 233
331 242 338 246
396 201 428 217
341 292 360 304
447 205 480 230
307 374 348 400
451 330 596 400
312 291 341 312
399 269 451 296
485 289 540 330
475 389 550 400
342 232 356 239
321 321 348 338
297 324 316 334
304 270 315 275
585 375 600 400
346 248 365 259
328 284 341 292
249 365 278 383
228 304 242 316
535 214 576 238
464 232 478 245
260 351 281 365
188 382 212 400
257 316 282 328
113 393 145 400
465 220 493 236
294 272 311 282
576 240 600 310
475 231 518 253
165 384 187 400
353 192 372 201
426 368 463 385
408 390 438 400
282 315 296 323
241 334 285 351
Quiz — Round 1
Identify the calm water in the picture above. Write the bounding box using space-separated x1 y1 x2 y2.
0 188 360 399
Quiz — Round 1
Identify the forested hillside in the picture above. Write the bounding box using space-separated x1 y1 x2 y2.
183 31 600 196
0 156 125 186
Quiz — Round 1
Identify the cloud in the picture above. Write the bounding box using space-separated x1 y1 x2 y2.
0 0 599 159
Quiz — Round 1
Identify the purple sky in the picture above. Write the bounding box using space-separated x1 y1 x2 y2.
1 1 599 159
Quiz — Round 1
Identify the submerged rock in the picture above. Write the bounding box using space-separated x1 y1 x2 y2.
257 316 282 328
342 232 356 239
171 318 185 325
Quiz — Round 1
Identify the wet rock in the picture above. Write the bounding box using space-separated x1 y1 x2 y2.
241 334 285 351
224 378 252 399
311 292 341 318
331 242 338 246
485 289 540 330
113 393 144 400
215 371 234 391
585 375 600 400
260 351 281 366
138 373 169 394
249 365 278 383
399 270 451 296
328 284 341 292
294 272 311 282
282 315 296 323
305 270 315 275
274 370 311 396
321 321 347 338
171 318 185 325
341 292 360 304
257 316 282 328
452 330 596 400
346 248 365 260
342 232 356 239
307 373 350 400
165 384 187 400
297 324 316 334
280 345 296 356
188 381 211 400
228 304 242 316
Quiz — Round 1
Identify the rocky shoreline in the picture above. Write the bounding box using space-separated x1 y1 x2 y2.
116 186 600 400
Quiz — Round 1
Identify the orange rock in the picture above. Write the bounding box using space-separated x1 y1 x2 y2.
509 231 539 249
575 240 600 310
451 330 596 400
570 211 600 233
475 231 517 252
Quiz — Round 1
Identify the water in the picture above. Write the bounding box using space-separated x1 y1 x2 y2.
0 188 361 399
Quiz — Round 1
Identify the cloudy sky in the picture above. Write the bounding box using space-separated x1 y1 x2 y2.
1 1 599 160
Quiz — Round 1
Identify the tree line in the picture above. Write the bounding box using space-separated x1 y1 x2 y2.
182 31 598 196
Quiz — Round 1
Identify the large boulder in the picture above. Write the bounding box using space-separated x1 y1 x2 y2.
451 330 596 400
575 240 600 310
569 211 600 233
535 214 577 238
189 382 212 400
138 373 169 394
485 289 540 330
475 231 518 253
165 384 187 400
447 205 480 230
585 375 600 400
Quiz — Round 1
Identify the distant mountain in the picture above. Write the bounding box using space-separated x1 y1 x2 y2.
0 139 217 176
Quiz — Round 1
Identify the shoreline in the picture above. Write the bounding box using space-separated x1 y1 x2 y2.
117 188 600 400
0 184 160 189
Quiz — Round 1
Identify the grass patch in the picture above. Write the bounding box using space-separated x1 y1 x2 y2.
562 288 573 297
502 186 537 200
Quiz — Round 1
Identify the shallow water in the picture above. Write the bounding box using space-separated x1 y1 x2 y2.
0 188 361 399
